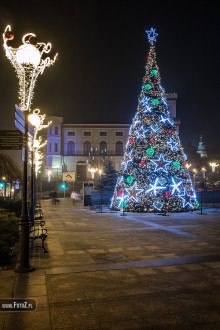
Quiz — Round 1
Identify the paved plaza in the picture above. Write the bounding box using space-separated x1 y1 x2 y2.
0 198 220 329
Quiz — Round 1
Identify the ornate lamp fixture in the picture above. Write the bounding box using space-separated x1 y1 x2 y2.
3 25 58 111
3 25 57 273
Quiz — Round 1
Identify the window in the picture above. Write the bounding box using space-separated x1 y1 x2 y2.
55 127 59 135
83 141 92 155
84 132 91 136
67 141 75 155
76 163 88 181
67 131 75 136
100 132 107 136
99 141 107 154
54 143 58 152
115 141 123 155
116 132 123 136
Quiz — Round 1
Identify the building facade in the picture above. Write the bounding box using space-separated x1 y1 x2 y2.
42 93 179 190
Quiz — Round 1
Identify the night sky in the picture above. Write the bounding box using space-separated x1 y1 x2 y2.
0 2 220 155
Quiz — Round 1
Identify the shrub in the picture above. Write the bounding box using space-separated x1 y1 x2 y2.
0 211 20 265
0 199 22 217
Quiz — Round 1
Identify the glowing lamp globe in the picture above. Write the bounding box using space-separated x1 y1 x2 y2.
16 44 41 67
28 112 41 129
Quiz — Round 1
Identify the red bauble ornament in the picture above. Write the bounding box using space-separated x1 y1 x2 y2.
167 129 172 134
4 31 14 40
150 138 154 142
147 56 151 60
129 138 134 144
165 191 170 197
117 190 123 196
139 160 145 167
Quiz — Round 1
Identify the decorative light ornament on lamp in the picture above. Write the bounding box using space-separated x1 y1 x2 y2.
3 25 58 112
28 108 51 224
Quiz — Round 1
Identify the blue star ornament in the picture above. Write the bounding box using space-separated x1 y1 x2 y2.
146 28 158 42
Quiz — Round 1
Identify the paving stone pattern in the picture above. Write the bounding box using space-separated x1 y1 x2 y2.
0 199 220 329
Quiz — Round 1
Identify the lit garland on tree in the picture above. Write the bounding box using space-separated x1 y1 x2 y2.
111 28 198 213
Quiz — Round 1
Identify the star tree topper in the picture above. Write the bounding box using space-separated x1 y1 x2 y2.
146 28 158 42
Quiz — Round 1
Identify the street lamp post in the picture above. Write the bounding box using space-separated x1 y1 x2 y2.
28 109 51 224
2 176 7 200
192 168 197 189
209 162 219 208
3 25 57 273
47 170 51 183
201 167 207 191
98 169 103 213
200 167 207 215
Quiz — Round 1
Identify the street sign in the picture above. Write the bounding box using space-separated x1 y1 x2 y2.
0 130 23 150
62 172 75 182
14 104 34 137
0 130 22 137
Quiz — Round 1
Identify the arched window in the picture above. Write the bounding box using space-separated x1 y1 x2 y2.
67 141 75 155
76 162 88 181
115 141 123 155
54 143 58 152
99 141 107 154
84 141 91 155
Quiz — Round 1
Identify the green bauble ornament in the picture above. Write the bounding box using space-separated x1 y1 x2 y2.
151 98 159 106
126 175 134 184
146 147 155 156
172 161 180 169
151 69 158 76
144 83 152 90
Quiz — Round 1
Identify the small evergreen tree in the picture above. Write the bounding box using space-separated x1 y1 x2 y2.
96 160 117 201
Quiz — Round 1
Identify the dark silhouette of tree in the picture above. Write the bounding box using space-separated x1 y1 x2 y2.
96 160 117 203
0 152 22 182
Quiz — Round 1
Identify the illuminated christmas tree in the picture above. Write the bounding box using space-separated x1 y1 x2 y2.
111 28 198 213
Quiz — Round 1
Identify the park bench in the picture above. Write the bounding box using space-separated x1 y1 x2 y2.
29 223 47 253
29 203 47 253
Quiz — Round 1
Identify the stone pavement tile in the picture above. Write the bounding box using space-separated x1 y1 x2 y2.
34 295 49 311
0 271 15 298
132 267 158 275
65 250 86 255
47 273 83 295
0 314 5 330
100 318 150 330
3 310 50 330
131 290 220 328
181 263 210 271
159 265 185 273
50 305 101 329
203 262 220 269
13 274 47 298
13 283 47 298
90 301 139 324
48 291 87 304
46 266 73 275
